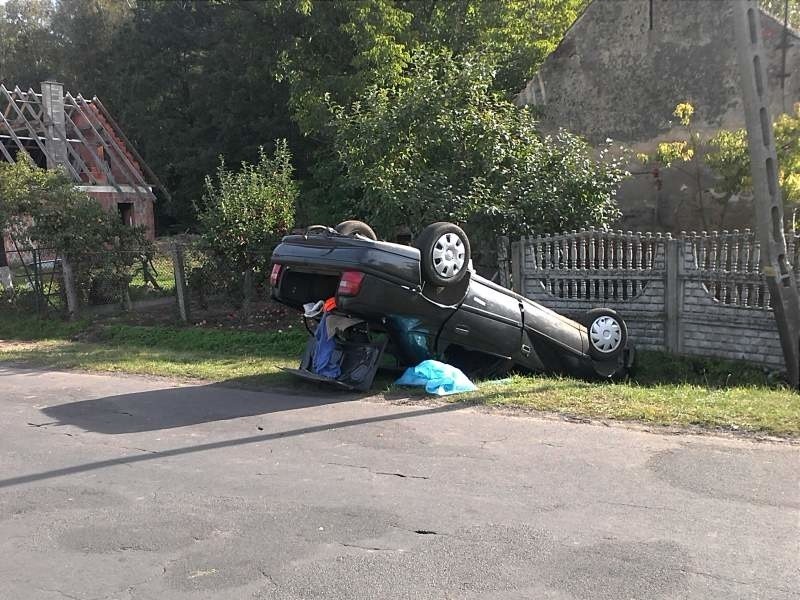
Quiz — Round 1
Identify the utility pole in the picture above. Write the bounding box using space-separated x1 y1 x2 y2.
734 0 800 388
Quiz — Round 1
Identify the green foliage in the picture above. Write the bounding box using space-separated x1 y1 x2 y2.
0 154 154 308
762 0 800 29
197 140 297 271
655 103 699 167
86 220 154 305
706 103 800 210
0 0 59 87
402 0 586 93
646 101 800 228
0 153 108 258
2 1 584 228
328 48 626 239
281 0 414 137
650 102 736 229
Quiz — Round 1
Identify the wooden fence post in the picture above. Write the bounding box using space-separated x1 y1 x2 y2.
122 285 132 312
0 242 10 290
241 268 253 320
61 255 80 321
172 244 190 322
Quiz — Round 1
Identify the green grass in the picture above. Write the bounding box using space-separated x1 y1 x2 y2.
0 312 306 387
0 312 798 436
465 374 799 436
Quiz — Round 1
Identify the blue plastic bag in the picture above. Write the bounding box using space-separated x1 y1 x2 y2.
312 313 341 379
395 360 477 396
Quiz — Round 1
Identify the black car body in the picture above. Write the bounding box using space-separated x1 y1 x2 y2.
270 225 633 386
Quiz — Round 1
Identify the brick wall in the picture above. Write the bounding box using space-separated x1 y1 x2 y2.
87 190 156 240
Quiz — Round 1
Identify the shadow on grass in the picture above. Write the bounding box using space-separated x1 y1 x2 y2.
628 351 781 389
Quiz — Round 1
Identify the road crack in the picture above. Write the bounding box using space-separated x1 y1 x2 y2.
339 542 398 552
598 501 679 512
679 568 796 593
326 462 429 480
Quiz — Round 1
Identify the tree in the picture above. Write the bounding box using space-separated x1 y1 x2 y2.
328 48 626 242
0 153 153 317
402 0 586 94
706 102 800 227
1 0 589 230
198 139 297 271
0 0 60 88
647 101 800 229
762 0 800 29
651 102 717 229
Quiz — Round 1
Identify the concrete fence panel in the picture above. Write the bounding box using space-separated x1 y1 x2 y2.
508 229 799 371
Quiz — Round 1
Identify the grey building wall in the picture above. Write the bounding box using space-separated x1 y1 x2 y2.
516 0 800 232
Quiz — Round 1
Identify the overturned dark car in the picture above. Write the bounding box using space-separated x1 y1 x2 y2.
270 221 634 390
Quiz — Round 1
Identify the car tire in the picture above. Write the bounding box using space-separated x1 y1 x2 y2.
584 308 627 361
414 222 471 287
335 220 377 240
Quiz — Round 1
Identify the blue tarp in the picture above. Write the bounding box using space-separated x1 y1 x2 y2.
395 359 477 396
312 313 341 379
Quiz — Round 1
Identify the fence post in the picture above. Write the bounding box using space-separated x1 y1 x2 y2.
122 285 133 312
61 255 80 321
242 268 253 320
664 237 684 353
511 240 523 294
497 236 510 288
172 243 190 322
0 243 11 290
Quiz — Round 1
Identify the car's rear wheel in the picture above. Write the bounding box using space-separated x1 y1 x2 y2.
335 220 377 240
584 308 627 361
414 222 471 287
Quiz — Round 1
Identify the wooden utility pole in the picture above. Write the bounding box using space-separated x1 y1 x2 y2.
734 0 800 387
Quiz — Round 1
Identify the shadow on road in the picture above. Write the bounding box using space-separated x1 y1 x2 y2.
41 375 371 435
2 402 463 489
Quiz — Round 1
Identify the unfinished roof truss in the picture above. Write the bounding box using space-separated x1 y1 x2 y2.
0 84 163 205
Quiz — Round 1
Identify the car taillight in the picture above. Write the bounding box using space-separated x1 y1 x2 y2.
269 264 283 287
338 271 365 296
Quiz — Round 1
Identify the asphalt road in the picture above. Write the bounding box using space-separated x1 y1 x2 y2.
0 364 798 600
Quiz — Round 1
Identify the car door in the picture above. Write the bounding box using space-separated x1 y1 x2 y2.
437 277 523 359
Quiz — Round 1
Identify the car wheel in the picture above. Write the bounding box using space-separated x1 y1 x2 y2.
414 222 471 287
584 308 627 361
335 220 377 240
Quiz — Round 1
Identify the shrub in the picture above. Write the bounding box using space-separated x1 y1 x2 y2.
325 47 627 242
0 154 154 313
198 140 297 272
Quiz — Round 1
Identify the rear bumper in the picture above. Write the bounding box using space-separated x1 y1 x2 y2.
271 236 422 287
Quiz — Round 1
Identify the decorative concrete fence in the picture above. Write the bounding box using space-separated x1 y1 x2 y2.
503 230 800 371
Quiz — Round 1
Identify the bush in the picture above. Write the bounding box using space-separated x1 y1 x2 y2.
0 154 154 314
325 48 627 241
198 140 297 272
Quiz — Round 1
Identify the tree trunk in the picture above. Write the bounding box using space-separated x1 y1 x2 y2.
61 256 80 320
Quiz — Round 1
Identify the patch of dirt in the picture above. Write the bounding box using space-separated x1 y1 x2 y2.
97 299 304 334
187 300 303 333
